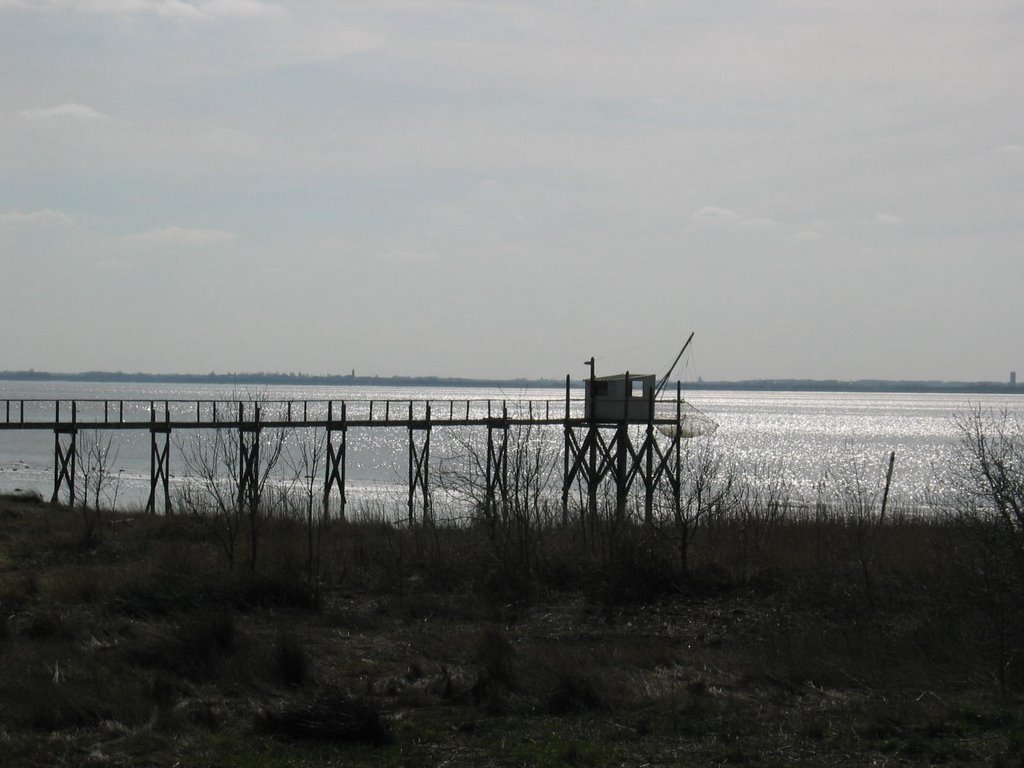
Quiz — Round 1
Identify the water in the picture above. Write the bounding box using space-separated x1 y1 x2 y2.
693 390 1022 504
1 379 1021 512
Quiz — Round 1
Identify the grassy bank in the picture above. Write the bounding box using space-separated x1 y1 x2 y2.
1 491 1023 767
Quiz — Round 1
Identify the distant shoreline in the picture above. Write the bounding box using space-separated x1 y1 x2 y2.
1 370 1022 395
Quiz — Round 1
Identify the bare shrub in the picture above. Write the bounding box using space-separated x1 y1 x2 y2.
283 428 329 601
716 457 794 583
812 450 899 608
132 609 243 682
272 629 310 688
941 407 1024 696
176 418 288 580
660 436 738 575
3 645 152 731
545 672 608 715
75 431 121 546
949 407 1024 566
438 423 560 599
175 429 245 569
258 690 390 744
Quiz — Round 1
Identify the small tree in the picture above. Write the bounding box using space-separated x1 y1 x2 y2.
662 436 737 575
176 428 244 569
951 407 1024 563
76 431 121 546
944 407 1024 696
812 449 898 609
176 395 289 583
284 428 329 598
726 457 793 583
438 423 560 596
240 424 289 585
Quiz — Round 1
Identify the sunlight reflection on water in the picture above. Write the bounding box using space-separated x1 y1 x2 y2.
695 390 1024 503
1 381 1021 510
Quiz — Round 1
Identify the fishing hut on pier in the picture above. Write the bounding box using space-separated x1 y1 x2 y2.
2 340 715 528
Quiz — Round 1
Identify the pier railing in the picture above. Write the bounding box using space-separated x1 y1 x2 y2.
1 389 707 520
0 396 692 429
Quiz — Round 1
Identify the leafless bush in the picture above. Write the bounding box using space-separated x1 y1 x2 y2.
176 429 245 569
941 407 1024 695
723 457 794 582
949 407 1024 564
258 690 389 744
75 430 121 546
658 436 738 575
438 424 560 597
175 421 287 580
814 450 900 608
283 428 329 599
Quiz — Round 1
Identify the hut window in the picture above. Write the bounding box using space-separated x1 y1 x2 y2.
631 380 644 398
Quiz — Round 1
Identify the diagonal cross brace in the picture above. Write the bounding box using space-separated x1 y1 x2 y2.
146 426 172 514
323 427 347 520
408 408 432 524
238 426 261 512
52 428 77 506
485 422 509 515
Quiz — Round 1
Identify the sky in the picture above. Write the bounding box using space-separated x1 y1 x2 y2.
1 0 1022 382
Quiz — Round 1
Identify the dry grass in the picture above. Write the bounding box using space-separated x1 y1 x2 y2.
1 492 1023 766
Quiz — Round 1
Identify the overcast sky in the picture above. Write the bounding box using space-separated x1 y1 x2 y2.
1 1 1022 382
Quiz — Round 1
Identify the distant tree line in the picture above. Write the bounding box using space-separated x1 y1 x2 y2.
0 370 567 389
1 369 1021 394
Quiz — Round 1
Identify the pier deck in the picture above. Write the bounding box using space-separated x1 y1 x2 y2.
0 384 696 526
0 396 684 430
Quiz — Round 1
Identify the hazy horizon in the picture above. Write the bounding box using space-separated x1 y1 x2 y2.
0 366 1019 387
2 2 1022 382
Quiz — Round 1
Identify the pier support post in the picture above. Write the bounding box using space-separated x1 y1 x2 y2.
238 403 262 514
147 425 172 514
485 406 509 520
51 400 77 506
52 427 77 506
643 422 655 524
408 404 431 524
587 427 599 534
561 375 571 525
324 402 347 520
565 421 672 531
615 423 629 521
671 382 683 520
564 425 617 540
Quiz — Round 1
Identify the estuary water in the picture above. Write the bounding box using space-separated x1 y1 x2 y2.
1 379 1021 513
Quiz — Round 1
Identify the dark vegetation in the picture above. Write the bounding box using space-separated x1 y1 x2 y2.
0 408 1022 766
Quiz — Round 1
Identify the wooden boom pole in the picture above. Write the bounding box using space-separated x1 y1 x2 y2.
655 332 695 399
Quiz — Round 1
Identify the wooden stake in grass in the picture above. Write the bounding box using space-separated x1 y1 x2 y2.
879 451 896 526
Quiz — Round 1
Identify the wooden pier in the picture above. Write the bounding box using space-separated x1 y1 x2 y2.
1 377 706 524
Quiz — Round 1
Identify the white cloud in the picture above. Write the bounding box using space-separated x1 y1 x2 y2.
873 213 903 226
692 207 777 229
6 0 285 19
794 230 821 241
200 0 283 18
691 206 742 225
202 125 262 156
123 226 235 245
151 0 205 19
0 209 74 226
379 249 435 265
20 102 109 121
